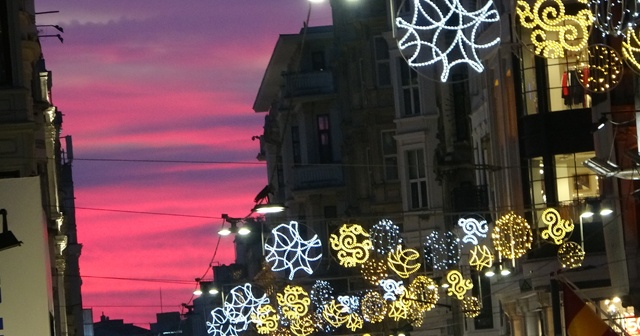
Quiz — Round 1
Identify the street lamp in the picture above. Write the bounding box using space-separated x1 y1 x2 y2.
218 214 251 236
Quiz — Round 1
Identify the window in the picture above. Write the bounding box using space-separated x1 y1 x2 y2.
312 51 325 71
374 36 391 87
406 148 427 209
381 131 398 180
291 126 301 165
399 58 421 116
0 1 12 85
317 115 332 163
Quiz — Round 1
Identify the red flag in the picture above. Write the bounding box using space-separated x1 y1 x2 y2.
562 282 618 336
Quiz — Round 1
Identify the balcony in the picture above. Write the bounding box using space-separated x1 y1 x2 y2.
292 164 344 190
284 71 334 98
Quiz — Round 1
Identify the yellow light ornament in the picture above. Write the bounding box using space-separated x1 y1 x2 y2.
404 275 439 312
469 245 494 271
276 285 310 320
492 212 533 260
387 245 421 278
360 256 389 285
557 241 585 268
576 44 623 93
462 296 482 318
322 300 350 328
516 0 593 58
540 208 574 245
251 305 278 334
345 313 364 331
330 224 372 267
289 314 316 336
622 27 640 74
446 270 473 300
361 291 387 323
388 295 411 321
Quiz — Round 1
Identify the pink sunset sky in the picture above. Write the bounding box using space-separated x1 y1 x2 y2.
35 0 332 326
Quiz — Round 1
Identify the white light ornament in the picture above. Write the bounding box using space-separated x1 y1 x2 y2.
458 216 489 246
380 278 406 301
265 221 322 280
424 230 462 271
207 307 238 336
589 0 640 37
225 283 270 332
394 0 501 82
369 219 403 256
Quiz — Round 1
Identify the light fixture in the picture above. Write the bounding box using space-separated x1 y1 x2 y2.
484 266 496 277
592 116 608 132
218 214 251 236
0 209 22 251
500 264 511 276
251 184 285 214
193 280 219 296
581 204 594 218
37 24 64 33
600 208 613 216
39 34 64 43
583 157 620 177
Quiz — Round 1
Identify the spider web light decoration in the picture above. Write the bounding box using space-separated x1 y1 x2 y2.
370 219 403 256
265 221 322 280
540 208 574 245
207 307 238 336
458 216 489 246
225 283 270 332
424 231 461 271
395 0 501 82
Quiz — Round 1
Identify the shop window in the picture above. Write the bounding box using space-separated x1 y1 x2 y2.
406 148 428 209
381 130 398 181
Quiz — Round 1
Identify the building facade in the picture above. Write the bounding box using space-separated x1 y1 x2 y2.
0 1 84 335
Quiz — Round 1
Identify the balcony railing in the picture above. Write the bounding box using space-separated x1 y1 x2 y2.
284 71 334 98
292 164 344 190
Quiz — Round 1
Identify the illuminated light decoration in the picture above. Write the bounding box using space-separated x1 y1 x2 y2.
311 310 335 334
322 300 350 328
360 255 389 285
289 314 316 336
409 308 425 328
469 244 494 271
251 305 278 335
265 221 322 280
589 0 640 37
361 291 387 323
558 241 585 268
337 295 360 314
225 283 270 332
276 285 310 320
404 275 439 312
446 270 473 300
370 218 403 255
388 294 411 321
540 208 574 245
206 307 237 336
424 231 462 271
576 44 624 93
492 212 533 260
462 296 482 318
329 224 373 267
345 313 364 331
387 245 421 278
380 278 406 301
458 216 489 245
310 280 334 311
516 0 593 58
622 27 640 74
395 0 501 82
271 326 294 336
